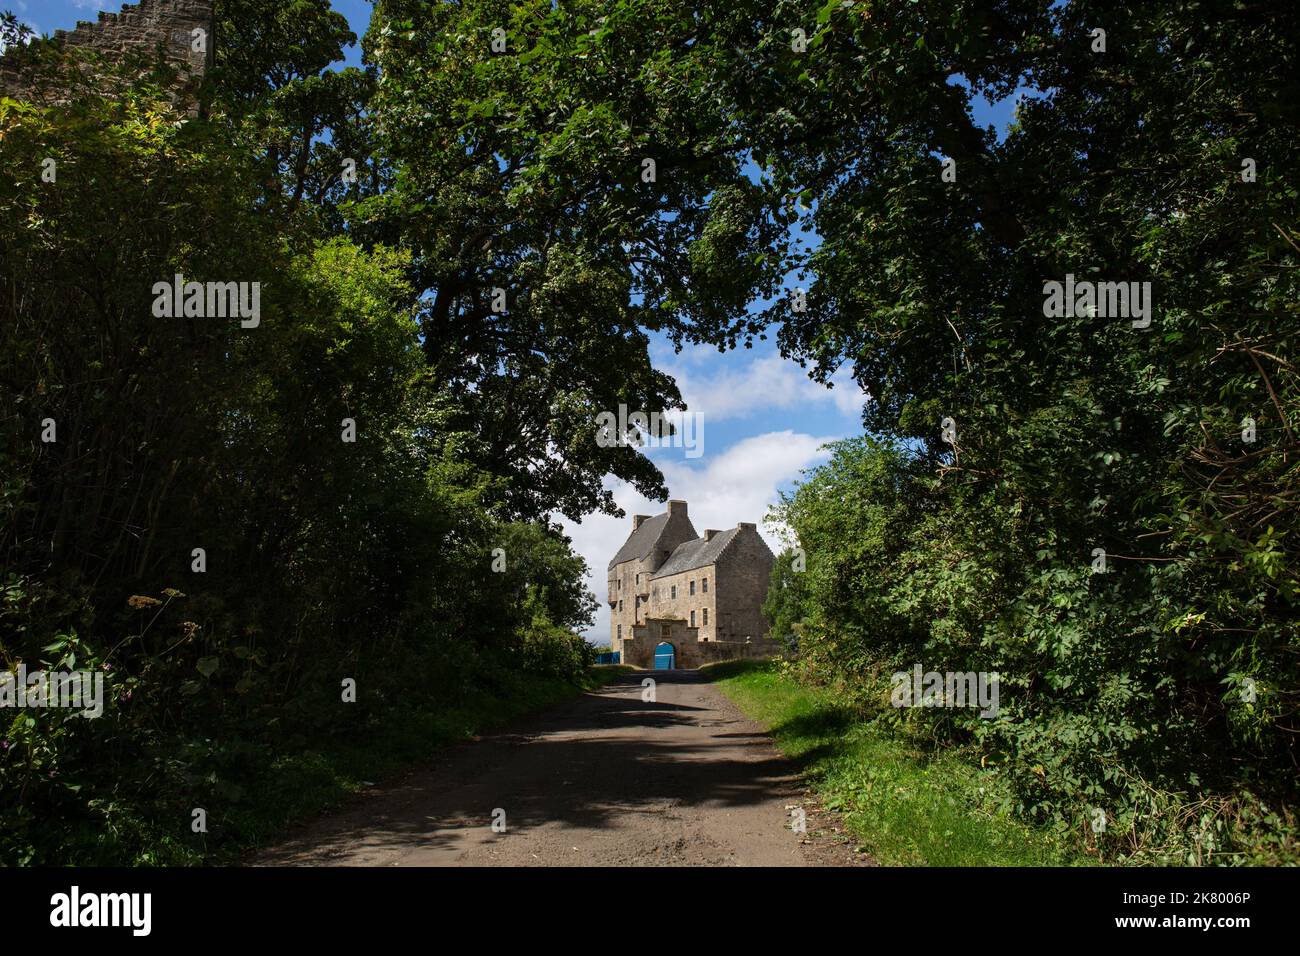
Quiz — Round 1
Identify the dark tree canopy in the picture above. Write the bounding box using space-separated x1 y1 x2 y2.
2 0 1298 865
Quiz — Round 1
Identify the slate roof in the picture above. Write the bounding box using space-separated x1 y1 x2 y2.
652 528 739 579
608 512 670 568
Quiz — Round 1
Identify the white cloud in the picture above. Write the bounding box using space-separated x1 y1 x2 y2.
656 345 866 421
561 429 840 641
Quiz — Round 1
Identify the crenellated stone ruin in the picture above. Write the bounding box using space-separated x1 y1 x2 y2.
0 0 215 110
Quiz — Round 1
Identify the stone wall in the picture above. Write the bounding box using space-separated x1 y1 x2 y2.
645 564 717 640
621 631 785 670
685 637 785 668
712 523 775 642
0 0 215 108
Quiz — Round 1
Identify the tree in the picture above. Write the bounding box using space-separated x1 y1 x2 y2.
743 1 1300 857
357 0 790 520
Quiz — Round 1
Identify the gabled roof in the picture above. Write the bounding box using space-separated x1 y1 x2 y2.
652 528 739 579
608 512 670 569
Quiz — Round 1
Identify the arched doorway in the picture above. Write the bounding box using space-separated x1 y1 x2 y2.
654 642 676 670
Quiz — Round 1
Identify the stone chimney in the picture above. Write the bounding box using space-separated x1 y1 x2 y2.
736 522 756 532
632 514 650 530
668 499 687 517
703 529 721 542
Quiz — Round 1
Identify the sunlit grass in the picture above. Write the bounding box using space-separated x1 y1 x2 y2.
707 660 1089 867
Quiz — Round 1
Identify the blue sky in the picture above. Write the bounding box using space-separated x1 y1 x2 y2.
27 0 1028 641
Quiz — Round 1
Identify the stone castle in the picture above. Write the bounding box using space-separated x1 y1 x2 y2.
0 0 214 108
608 500 783 669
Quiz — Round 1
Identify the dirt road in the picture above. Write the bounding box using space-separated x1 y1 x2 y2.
256 669 868 866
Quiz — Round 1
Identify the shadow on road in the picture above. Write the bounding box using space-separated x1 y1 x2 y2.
255 668 812 865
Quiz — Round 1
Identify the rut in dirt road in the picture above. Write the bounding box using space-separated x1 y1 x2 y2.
256 669 868 866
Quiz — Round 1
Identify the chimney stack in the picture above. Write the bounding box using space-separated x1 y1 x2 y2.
667 499 687 517
736 522 756 532
704 529 720 542
632 515 650 530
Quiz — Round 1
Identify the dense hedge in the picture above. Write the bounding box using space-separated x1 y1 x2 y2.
0 50 595 865
745 0 1300 865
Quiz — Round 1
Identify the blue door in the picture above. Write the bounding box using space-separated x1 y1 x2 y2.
654 642 675 669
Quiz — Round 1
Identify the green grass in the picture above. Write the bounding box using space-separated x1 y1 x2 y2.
706 659 1090 867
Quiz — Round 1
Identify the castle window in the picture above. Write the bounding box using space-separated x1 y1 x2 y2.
670 585 677 600
618 600 623 612
689 580 695 596
617 625 622 639
702 577 708 593
690 610 696 627
703 608 708 625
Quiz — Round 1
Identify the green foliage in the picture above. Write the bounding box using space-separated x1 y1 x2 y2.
761 547 809 653
0 37 598 864
5 0 1299 867
358 0 791 519
711 660 1086 866
0 11 32 52
739 0 1300 864
771 431 1298 863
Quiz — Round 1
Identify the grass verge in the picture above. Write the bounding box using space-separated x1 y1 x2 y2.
705 659 1090 866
